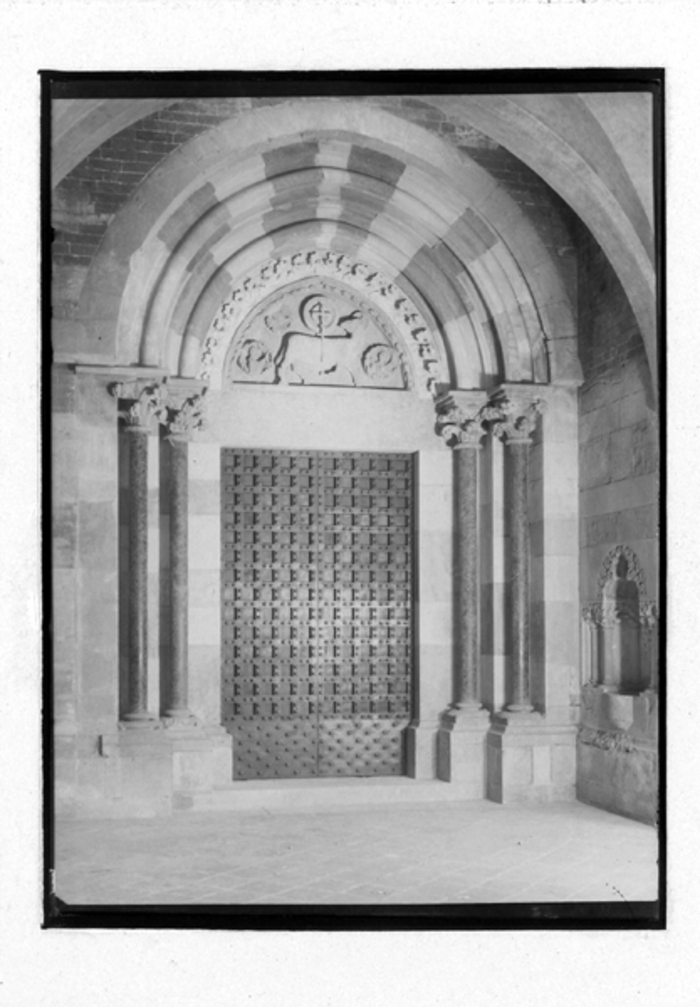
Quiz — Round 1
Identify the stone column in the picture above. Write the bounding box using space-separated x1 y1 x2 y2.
113 382 168 727
436 392 488 709
489 394 544 713
162 391 207 727
435 391 490 795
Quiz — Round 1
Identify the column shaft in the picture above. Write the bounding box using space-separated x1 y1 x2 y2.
505 440 533 711
454 443 480 706
125 426 151 721
165 436 189 716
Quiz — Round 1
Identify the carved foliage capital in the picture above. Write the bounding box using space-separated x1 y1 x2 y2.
164 389 208 440
435 392 489 449
110 380 168 431
110 380 208 438
485 391 545 444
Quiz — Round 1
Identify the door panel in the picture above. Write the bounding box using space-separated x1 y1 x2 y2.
221 448 413 779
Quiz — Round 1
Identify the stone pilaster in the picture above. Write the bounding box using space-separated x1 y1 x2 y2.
482 389 576 804
161 386 208 728
112 380 168 727
434 391 490 795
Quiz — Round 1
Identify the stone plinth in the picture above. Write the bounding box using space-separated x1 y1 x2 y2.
405 720 440 779
55 726 234 819
486 712 577 804
576 683 658 823
437 707 490 797
169 725 234 808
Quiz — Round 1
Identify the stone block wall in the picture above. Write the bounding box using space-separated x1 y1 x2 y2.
530 386 581 724
575 222 659 824
53 369 121 815
577 223 658 604
187 441 223 727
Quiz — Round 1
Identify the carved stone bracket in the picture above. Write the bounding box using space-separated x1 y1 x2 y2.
483 388 546 444
435 390 490 449
110 380 169 431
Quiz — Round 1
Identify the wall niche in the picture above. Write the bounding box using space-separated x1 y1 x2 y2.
582 545 658 698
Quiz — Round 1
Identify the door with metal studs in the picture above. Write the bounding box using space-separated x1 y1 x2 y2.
221 448 414 779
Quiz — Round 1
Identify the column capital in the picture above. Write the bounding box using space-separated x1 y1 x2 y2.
582 603 603 627
484 386 546 444
110 380 169 431
163 386 209 441
435 390 490 449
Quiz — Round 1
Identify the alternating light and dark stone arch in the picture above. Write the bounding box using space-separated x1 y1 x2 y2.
73 102 578 392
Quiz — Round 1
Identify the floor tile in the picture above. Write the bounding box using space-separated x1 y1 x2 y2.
55 799 658 908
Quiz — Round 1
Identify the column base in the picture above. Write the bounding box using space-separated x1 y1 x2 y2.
436 706 490 797
160 711 202 730
118 713 162 730
487 712 577 804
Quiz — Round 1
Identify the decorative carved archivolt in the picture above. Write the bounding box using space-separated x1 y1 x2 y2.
223 279 409 391
201 250 445 396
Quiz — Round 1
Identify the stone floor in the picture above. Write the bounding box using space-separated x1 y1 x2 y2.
54 799 658 906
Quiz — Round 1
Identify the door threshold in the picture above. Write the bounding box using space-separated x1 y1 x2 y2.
225 775 428 789
176 776 477 814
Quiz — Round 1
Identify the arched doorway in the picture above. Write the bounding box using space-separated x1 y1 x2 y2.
54 96 588 813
